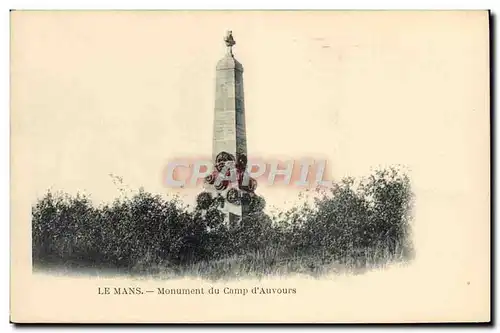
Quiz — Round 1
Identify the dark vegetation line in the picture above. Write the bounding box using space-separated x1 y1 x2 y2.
32 167 414 279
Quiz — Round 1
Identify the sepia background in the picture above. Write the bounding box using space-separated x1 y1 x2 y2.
11 10 490 322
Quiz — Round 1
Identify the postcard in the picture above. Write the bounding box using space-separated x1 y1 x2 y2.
10 10 491 323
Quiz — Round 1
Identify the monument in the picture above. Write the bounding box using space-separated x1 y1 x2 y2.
198 31 261 226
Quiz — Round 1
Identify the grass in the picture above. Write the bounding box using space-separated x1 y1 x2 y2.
128 243 412 281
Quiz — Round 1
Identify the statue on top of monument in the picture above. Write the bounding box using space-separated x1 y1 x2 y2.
224 30 236 55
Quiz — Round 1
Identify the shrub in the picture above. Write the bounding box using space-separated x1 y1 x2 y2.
32 167 414 276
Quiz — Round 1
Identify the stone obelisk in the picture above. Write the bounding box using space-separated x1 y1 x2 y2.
212 31 247 165
202 31 257 226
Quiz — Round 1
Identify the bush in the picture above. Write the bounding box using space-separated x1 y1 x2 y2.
32 167 414 276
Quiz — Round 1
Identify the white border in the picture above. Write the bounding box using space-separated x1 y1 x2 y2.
3 1 497 331
2 0 498 10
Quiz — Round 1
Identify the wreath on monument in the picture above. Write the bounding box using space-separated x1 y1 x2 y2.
214 179 229 191
238 176 257 193
215 151 235 172
204 171 217 185
249 194 265 212
196 191 214 210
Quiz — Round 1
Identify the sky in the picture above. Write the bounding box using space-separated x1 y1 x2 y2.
11 11 488 213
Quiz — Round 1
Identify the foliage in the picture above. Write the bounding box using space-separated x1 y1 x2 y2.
32 167 414 277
